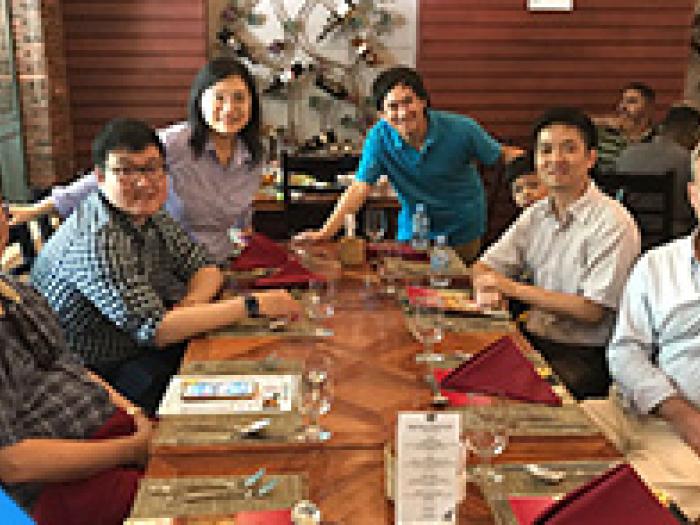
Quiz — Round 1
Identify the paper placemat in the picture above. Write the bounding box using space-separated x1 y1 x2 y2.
129 474 305 519
459 404 599 437
181 360 303 376
383 250 469 280
154 413 303 447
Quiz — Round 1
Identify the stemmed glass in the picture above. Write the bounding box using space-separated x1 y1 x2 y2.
406 296 444 363
306 257 340 336
463 400 510 490
364 209 388 299
298 353 334 442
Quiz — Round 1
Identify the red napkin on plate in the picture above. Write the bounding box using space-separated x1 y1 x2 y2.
439 336 561 406
433 368 493 407
253 258 324 288
533 463 678 524
230 233 289 271
366 242 429 261
509 496 555 525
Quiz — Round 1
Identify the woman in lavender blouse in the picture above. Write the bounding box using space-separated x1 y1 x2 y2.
9 57 263 263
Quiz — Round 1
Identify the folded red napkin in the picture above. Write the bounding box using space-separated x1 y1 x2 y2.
433 368 493 407
230 233 290 271
253 258 324 288
533 464 678 524
439 336 561 406
235 508 293 524
509 496 555 525
367 241 429 261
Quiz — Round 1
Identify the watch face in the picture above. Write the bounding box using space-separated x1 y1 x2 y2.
245 295 260 317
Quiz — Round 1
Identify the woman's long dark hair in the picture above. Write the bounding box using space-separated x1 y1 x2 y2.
188 57 262 164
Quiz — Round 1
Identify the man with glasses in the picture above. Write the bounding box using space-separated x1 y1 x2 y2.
31 119 300 415
295 66 522 264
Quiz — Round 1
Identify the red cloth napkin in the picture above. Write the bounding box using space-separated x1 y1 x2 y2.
439 336 561 406
254 258 324 288
367 241 429 261
533 464 678 524
509 496 555 525
230 233 290 271
433 368 493 407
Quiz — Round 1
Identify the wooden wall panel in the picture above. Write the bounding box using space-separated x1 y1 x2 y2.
62 0 207 170
418 0 696 147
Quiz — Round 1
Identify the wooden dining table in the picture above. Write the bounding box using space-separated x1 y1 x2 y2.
142 263 620 524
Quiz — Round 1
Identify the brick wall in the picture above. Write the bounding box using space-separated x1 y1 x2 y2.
11 0 73 189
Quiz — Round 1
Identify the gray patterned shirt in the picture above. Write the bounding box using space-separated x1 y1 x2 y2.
481 182 641 346
0 274 114 510
31 191 211 365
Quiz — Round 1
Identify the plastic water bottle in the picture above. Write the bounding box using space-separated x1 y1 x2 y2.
411 203 429 251
429 235 450 288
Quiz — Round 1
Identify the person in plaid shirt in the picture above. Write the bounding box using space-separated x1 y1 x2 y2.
32 119 300 415
0 195 152 525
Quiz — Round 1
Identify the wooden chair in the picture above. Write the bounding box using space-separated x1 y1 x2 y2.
594 170 675 250
281 151 360 238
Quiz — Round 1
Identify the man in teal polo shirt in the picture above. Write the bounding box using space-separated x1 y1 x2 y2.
295 66 522 263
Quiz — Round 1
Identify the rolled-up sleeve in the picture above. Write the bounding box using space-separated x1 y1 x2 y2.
479 209 530 279
607 258 676 414
579 217 641 309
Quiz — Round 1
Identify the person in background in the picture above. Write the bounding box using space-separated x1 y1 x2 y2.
615 104 700 236
582 144 700 520
0 194 151 525
31 119 300 416
9 57 263 263
294 66 523 264
506 152 548 210
472 107 640 400
594 82 657 174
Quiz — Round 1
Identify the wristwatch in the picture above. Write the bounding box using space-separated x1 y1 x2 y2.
244 294 261 318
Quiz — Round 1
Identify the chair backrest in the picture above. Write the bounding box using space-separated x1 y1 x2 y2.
281 151 360 237
594 170 674 249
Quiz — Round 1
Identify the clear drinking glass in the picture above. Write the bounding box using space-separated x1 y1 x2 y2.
364 209 387 299
463 402 510 489
407 297 444 363
298 353 334 442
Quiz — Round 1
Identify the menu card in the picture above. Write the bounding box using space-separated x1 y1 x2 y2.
396 412 461 525
158 374 299 416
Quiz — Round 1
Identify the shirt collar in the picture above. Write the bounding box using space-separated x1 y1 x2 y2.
388 109 437 153
204 137 252 167
541 181 599 225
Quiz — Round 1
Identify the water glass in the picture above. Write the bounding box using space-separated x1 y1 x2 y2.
463 403 510 488
298 353 333 442
406 297 444 363
364 208 387 243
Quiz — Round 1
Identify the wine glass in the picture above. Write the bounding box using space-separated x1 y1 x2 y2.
406 296 444 363
298 353 334 442
463 401 510 490
363 209 388 299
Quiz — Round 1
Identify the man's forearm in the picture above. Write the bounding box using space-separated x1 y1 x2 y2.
319 181 371 238
508 280 606 324
0 437 137 484
178 266 223 307
154 296 248 347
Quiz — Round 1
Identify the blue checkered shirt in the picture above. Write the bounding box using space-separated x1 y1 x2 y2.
31 191 212 366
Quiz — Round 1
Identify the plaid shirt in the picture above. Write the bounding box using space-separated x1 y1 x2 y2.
31 191 211 366
0 274 115 510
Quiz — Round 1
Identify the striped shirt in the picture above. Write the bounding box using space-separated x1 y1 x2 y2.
596 125 655 174
481 182 641 346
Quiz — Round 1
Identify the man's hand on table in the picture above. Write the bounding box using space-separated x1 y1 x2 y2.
657 396 700 457
472 271 513 310
254 289 303 319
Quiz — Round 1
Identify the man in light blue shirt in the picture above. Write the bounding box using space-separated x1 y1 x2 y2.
296 66 522 263
582 145 700 519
